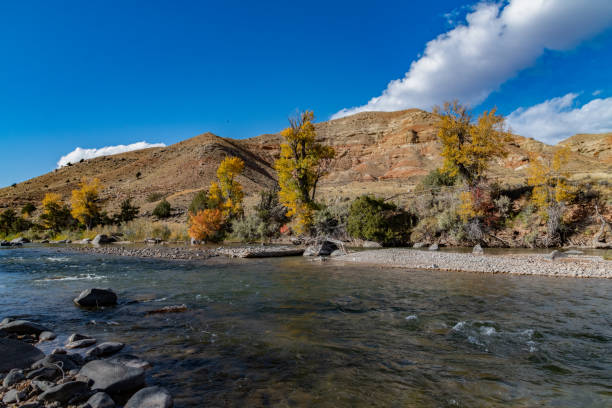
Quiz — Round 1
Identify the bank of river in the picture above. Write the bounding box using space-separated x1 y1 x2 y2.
1 246 611 407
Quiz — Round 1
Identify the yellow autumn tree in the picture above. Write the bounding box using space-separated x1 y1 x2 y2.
188 156 245 242
274 110 335 234
40 193 72 232
70 178 102 229
434 101 512 185
188 208 225 242
216 156 245 218
527 146 575 218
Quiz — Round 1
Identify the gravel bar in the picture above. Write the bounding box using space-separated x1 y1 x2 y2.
333 249 612 279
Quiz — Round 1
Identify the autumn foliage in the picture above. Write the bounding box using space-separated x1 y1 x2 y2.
188 208 225 242
435 101 512 185
274 110 335 234
188 156 245 242
70 178 102 229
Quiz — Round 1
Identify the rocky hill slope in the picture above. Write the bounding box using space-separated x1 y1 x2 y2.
1 109 610 215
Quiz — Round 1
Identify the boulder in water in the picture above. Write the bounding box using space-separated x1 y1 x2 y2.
86 392 116 408
79 360 145 395
10 237 30 244
38 381 90 404
66 338 97 349
0 319 50 335
86 342 125 358
74 288 118 307
303 239 340 257
39 330 57 341
125 386 173 408
92 234 116 245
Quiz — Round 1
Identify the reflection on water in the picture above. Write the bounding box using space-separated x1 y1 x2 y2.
1 246 611 407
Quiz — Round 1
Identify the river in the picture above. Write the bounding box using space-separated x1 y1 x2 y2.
1 246 611 407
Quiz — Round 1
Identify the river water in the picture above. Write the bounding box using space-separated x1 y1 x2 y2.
1 246 611 407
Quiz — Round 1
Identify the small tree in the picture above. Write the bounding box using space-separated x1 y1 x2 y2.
274 110 335 234
188 209 225 242
434 101 511 185
40 193 74 233
153 199 172 219
71 178 102 229
115 198 139 224
527 146 574 217
21 203 36 218
188 190 210 215
216 156 245 218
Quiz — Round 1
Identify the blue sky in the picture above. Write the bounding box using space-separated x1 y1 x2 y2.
1 0 611 187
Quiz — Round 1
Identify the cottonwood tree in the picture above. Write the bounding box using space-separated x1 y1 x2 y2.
40 193 73 232
70 178 102 229
435 101 512 185
274 110 335 234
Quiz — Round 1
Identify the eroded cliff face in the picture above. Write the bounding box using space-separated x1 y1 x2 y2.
1 109 610 215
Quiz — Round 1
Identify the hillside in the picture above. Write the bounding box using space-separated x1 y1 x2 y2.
1 109 610 216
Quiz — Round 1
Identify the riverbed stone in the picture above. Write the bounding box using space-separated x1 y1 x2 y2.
33 380 56 392
3 388 26 404
3 368 25 387
0 338 45 372
428 243 439 251
124 386 173 408
38 381 90 404
84 392 116 408
472 244 484 255
68 333 93 343
79 360 145 395
0 319 50 335
74 289 118 307
66 338 97 349
32 353 79 372
39 331 57 341
27 366 61 381
10 237 30 244
108 354 152 370
86 342 125 358
303 240 338 257
92 235 115 245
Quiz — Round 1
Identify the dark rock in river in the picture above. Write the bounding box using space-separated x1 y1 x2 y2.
0 319 50 335
66 338 97 349
74 288 118 307
86 342 125 358
0 338 45 372
85 392 116 408
125 386 173 408
10 237 30 244
79 360 145 395
38 381 90 404
92 234 116 245
303 239 339 257
32 353 80 372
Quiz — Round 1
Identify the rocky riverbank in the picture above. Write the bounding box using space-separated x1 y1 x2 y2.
333 248 612 278
0 288 173 408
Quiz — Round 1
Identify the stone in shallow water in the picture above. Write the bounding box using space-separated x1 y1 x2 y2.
79 360 145 395
38 381 90 404
124 386 173 408
108 354 152 370
68 333 93 343
0 319 50 335
86 342 125 358
32 353 80 372
0 338 44 372
66 338 97 349
85 391 116 408
3 388 26 404
74 289 118 308
39 330 57 341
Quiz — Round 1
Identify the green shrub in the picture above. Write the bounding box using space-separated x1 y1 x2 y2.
313 201 349 239
153 200 172 219
146 192 164 203
347 195 415 246
188 190 211 215
114 198 139 224
417 168 457 191
230 189 289 243
21 203 36 217
231 213 264 243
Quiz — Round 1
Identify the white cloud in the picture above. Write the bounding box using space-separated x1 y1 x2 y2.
506 94 612 144
57 141 166 168
332 0 612 119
